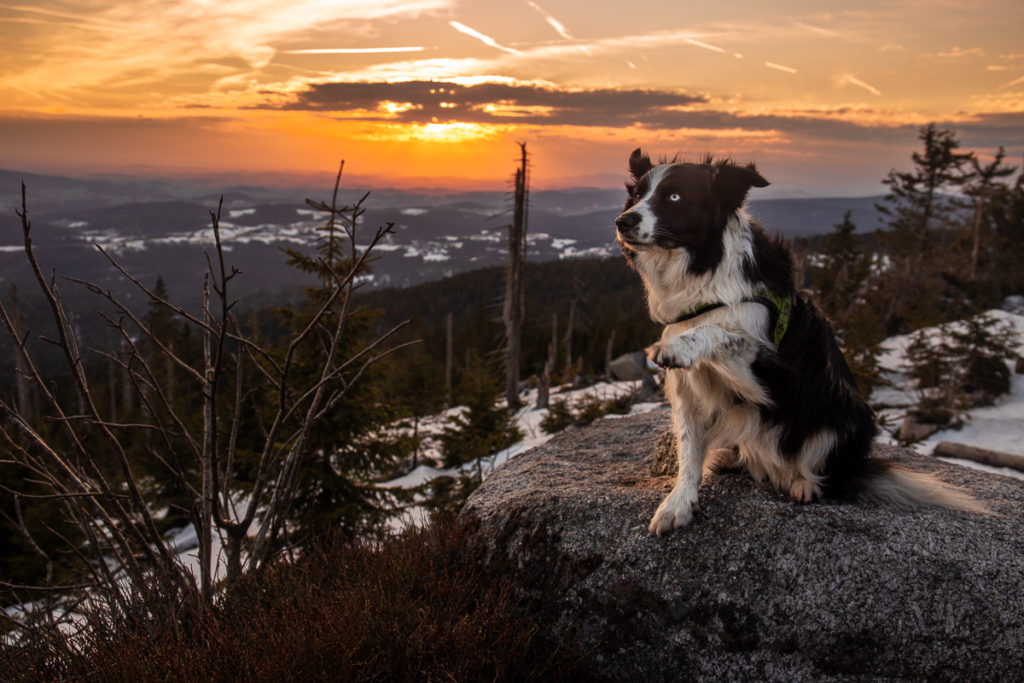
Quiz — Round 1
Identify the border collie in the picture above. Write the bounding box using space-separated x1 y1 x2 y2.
615 148 988 536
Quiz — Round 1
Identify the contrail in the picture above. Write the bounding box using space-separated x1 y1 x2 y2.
525 0 573 40
764 61 798 74
840 74 882 96
847 75 880 95
684 37 726 54
449 20 519 54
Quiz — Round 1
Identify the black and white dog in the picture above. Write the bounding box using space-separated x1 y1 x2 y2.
615 148 987 536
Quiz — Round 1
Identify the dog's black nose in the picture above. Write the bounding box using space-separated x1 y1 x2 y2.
615 212 640 232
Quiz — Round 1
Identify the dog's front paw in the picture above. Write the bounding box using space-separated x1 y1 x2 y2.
648 490 699 536
646 336 699 369
790 477 822 503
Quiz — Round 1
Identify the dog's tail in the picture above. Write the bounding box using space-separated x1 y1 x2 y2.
862 461 996 516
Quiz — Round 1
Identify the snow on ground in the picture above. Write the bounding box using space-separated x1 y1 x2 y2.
872 308 1024 481
386 308 1024 502
380 379 660 492
379 379 663 528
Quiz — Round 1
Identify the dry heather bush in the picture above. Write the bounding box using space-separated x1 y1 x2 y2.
0 517 586 681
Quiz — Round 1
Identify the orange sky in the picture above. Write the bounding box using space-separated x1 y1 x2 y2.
1 0 1022 195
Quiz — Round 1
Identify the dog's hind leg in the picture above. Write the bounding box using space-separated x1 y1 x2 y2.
704 447 741 475
788 430 834 503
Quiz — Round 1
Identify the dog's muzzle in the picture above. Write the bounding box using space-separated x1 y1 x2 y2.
615 211 641 239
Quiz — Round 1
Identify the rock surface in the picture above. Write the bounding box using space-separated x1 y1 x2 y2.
462 407 1024 681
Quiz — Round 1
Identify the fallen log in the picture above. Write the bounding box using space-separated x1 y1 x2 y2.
933 441 1024 473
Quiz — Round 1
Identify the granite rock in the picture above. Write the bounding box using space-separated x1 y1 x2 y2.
462 407 1024 681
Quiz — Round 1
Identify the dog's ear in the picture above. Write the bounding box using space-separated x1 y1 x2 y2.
711 162 769 214
628 148 653 181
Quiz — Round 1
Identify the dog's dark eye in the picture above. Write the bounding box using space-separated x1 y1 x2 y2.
669 193 681 202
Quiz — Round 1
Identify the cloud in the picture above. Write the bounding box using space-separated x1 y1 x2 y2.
1 0 453 103
937 46 985 59
274 79 709 127
262 78 978 150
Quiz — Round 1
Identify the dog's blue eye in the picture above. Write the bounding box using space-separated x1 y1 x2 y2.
669 193 680 202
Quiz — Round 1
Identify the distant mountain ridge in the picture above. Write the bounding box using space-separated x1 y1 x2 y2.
0 169 885 314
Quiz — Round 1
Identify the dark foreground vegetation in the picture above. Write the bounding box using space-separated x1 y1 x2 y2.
0 517 585 681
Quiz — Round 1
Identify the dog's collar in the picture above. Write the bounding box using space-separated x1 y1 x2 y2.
667 301 727 323
666 288 795 347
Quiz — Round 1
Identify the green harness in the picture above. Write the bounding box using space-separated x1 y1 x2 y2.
668 288 794 347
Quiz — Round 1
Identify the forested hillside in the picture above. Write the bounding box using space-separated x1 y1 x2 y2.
359 256 660 385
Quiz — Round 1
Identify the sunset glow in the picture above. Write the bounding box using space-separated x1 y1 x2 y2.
1 0 1022 193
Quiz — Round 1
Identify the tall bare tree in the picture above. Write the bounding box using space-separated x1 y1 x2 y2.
965 147 1017 280
503 142 529 409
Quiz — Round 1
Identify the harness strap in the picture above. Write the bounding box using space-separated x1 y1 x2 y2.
667 288 795 347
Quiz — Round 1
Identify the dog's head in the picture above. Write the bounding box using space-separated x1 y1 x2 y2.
615 148 768 269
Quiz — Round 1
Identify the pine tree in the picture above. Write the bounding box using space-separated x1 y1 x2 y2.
274 164 407 542
988 172 1024 296
383 346 445 468
875 124 975 331
905 313 1019 426
949 313 1019 405
438 352 521 470
965 147 1017 282
812 211 884 395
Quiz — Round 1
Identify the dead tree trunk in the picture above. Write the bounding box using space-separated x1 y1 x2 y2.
537 313 557 410
564 298 575 377
604 329 616 379
503 142 528 410
445 310 454 407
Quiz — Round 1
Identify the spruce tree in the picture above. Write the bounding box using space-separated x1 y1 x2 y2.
988 172 1024 296
905 313 1019 426
812 211 883 395
275 167 406 542
965 147 1017 282
438 352 521 470
875 124 975 331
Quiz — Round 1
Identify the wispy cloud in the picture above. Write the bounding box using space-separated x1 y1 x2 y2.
1 0 452 105
794 21 841 38
938 46 985 59
449 20 519 54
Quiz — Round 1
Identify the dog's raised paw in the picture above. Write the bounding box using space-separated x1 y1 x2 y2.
646 337 698 369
